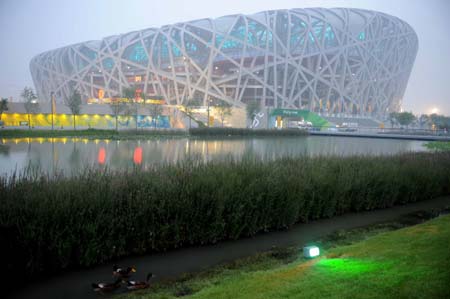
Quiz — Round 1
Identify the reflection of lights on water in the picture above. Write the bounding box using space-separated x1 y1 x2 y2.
133 147 143 164
98 147 106 164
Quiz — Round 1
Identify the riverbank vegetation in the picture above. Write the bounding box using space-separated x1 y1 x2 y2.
425 141 450 151
119 213 450 299
1 152 450 288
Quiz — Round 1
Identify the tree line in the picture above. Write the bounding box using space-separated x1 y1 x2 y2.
0 87 168 130
3 88 448 131
388 111 450 130
1 86 237 130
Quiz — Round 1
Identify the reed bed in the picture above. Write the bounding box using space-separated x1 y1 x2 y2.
1 152 449 283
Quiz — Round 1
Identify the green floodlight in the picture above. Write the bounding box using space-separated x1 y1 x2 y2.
303 245 320 258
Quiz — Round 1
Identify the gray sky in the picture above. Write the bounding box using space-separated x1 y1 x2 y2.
0 0 449 115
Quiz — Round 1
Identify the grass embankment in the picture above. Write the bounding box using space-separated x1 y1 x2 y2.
0 128 308 139
0 128 187 139
425 141 450 151
1 153 450 288
189 128 309 137
120 213 450 299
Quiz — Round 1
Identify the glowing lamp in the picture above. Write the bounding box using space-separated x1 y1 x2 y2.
303 246 320 258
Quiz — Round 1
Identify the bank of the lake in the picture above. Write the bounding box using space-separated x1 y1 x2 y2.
0 128 310 140
1 152 450 292
0 128 188 139
425 141 450 151
119 212 450 299
188 127 308 137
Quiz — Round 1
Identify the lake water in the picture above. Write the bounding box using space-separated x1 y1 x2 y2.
0 136 427 176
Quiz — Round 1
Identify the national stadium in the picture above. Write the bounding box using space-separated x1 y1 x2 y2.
27 8 418 128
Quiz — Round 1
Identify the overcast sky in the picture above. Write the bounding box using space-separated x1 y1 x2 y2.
0 0 449 115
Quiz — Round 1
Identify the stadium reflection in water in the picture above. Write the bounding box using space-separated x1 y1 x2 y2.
0 136 427 177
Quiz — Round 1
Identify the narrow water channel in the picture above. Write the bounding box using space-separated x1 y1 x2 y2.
10 197 450 299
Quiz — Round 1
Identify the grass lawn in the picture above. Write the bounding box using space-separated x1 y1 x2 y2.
120 214 450 299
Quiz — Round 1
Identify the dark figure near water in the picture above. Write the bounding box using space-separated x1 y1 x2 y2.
112 264 136 279
91 278 122 293
127 273 155 290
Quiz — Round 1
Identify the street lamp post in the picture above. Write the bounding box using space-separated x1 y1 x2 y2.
207 99 210 127
50 91 55 131
206 98 213 127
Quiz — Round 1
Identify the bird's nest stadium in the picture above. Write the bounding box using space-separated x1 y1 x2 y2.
30 8 418 122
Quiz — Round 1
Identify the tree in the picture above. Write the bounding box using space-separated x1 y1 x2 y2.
109 96 127 131
21 87 39 129
417 114 430 129
215 100 233 127
0 98 8 121
388 112 398 128
183 98 202 129
148 103 163 128
246 99 260 128
395 112 416 128
122 87 138 131
65 90 82 130
430 114 450 130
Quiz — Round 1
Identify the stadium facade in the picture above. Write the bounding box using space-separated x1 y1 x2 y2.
30 8 418 119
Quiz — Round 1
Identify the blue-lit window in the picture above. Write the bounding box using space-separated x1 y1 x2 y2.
102 58 114 69
312 21 324 39
359 32 366 41
215 34 242 50
324 26 337 48
184 41 198 52
230 25 246 40
258 30 273 48
290 19 307 48
172 45 182 57
325 26 335 40
125 42 148 62
161 38 169 58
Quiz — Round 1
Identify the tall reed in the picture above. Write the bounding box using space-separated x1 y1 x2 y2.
1 152 449 284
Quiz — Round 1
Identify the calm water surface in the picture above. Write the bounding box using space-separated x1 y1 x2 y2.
0 136 427 176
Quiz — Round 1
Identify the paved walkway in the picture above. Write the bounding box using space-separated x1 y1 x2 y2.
11 196 450 299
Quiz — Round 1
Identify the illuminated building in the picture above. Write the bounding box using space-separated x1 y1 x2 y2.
30 8 418 118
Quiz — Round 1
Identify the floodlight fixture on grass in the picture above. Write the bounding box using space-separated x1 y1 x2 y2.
303 246 320 258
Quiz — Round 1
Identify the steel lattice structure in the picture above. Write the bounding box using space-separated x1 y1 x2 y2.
30 8 418 117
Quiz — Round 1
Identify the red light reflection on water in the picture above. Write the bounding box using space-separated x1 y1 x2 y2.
98 147 106 164
133 147 143 164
